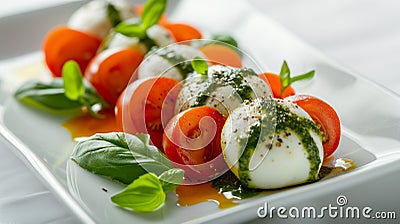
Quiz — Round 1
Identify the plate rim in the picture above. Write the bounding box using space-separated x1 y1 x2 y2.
1 0 400 223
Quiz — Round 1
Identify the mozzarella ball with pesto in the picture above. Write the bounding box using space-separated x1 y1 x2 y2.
68 0 135 39
175 65 271 117
102 22 176 53
138 44 206 80
221 98 324 189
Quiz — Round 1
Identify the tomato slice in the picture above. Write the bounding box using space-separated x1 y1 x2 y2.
163 106 226 165
199 44 242 68
85 48 144 105
115 77 181 150
162 23 202 43
43 26 101 77
286 95 341 158
258 73 295 99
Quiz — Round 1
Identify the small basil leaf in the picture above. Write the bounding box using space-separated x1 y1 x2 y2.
141 0 167 29
62 60 85 101
111 173 166 212
114 22 146 39
106 3 122 27
279 60 291 89
70 132 172 185
278 60 316 97
14 79 82 113
289 70 315 84
158 168 184 193
191 56 208 75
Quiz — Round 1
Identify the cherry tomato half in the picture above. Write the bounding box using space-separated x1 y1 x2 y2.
163 106 226 165
200 44 242 68
115 77 181 150
258 73 295 99
286 95 341 158
43 26 102 77
162 23 202 43
85 48 144 105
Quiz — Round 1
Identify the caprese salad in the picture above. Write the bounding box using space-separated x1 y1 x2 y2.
14 0 342 213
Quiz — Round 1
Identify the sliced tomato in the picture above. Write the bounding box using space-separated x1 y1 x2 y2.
162 23 202 43
43 26 101 77
199 44 242 68
85 48 144 105
258 73 295 99
115 77 181 150
286 95 341 158
163 106 226 165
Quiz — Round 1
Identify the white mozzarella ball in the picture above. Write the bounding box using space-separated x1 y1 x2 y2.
175 65 271 117
138 44 206 80
146 25 176 47
68 0 135 39
222 98 324 189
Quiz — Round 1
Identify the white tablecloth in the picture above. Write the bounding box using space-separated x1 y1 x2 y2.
0 0 399 223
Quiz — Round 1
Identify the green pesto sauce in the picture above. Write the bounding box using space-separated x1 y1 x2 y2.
193 67 257 106
237 99 322 187
151 47 194 79
238 124 261 186
274 102 322 182
212 170 261 199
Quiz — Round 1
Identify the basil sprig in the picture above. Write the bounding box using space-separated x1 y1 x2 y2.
62 60 85 101
111 168 184 212
191 56 208 75
70 132 173 184
14 60 107 117
106 3 122 27
114 0 167 39
71 132 184 212
210 34 238 48
279 60 315 97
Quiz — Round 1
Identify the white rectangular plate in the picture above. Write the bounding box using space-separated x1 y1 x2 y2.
1 0 400 223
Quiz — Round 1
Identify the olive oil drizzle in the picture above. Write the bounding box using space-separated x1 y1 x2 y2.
212 170 261 199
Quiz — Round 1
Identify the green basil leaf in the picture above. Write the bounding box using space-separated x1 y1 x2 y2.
279 60 291 89
114 22 146 39
210 34 238 48
14 79 82 113
289 70 315 84
70 132 172 184
141 0 167 30
191 56 208 75
106 3 122 27
14 78 107 116
111 173 165 212
158 168 184 193
62 60 85 101
278 60 316 97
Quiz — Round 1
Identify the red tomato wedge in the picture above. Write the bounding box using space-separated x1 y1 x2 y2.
43 26 101 77
85 48 144 105
162 23 202 42
258 73 295 99
115 77 181 150
286 95 341 158
163 106 226 165
199 44 242 68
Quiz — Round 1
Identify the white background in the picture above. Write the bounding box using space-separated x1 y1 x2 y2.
0 0 399 223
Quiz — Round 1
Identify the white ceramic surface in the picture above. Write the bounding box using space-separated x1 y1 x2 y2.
0 0 399 223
